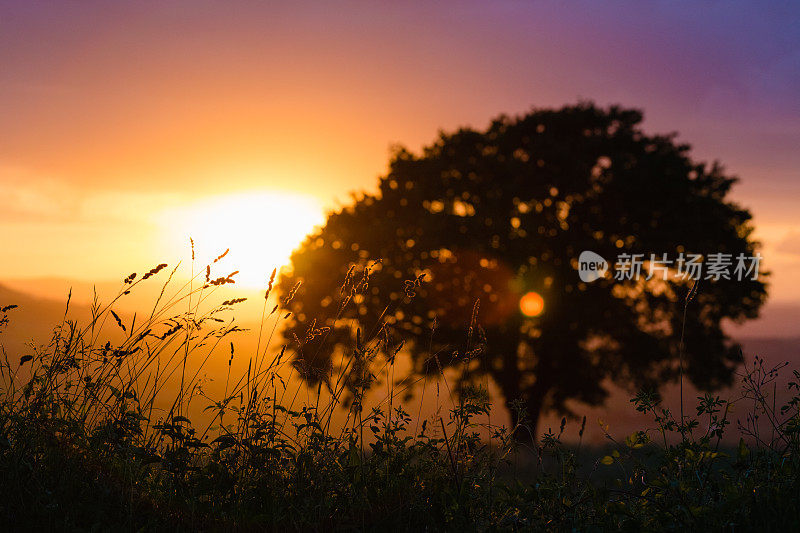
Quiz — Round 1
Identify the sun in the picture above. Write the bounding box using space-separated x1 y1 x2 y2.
162 191 325 288
519 291 544 317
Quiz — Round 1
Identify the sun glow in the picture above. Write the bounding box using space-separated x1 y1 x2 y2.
162 191 325 288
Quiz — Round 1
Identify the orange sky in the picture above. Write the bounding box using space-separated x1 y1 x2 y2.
2 2 800 330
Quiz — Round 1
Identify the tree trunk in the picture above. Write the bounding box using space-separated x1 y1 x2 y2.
512 381 547 443
487 328 549 442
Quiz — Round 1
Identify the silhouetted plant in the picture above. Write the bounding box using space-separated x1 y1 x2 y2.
0 257 793 531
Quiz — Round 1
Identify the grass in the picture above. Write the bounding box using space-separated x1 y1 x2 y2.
0 258 798 531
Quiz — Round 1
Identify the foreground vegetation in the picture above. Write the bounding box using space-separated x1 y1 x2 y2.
0 261 798 531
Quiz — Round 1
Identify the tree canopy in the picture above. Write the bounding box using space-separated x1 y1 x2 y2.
278 102 767 434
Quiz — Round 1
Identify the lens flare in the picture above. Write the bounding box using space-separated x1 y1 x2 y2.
519 291 544 317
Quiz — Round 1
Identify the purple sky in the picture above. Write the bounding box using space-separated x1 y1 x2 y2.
1 1 799 317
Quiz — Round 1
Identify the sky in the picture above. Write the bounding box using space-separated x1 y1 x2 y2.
2 1 800 322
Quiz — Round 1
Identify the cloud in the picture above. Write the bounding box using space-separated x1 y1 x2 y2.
0 166 79 222
0 165 181 225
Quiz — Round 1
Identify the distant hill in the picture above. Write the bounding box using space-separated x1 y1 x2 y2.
1 277 179 314
2 277 272 322
726 302 800 338
0 283 92 359
537 335 800 444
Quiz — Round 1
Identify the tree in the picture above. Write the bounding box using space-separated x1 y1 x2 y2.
278 103 767 436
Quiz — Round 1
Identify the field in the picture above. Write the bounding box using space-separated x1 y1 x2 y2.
1 265 798 531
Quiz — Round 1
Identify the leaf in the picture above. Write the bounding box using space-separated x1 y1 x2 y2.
212 434 237 451
625 430 649 449
738 437 750 459
601 455 614 465
19 355 33 365
348 440 360 468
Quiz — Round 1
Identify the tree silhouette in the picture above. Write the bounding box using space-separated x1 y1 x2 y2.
278 103 767 436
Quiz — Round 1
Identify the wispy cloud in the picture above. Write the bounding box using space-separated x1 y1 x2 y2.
0 165 182 224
